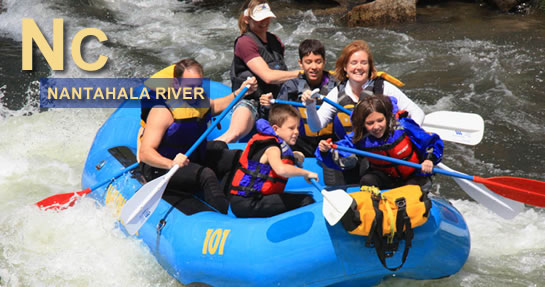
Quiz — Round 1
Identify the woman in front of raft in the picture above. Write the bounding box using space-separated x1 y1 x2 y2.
216 0 300 143
139 58 256 214
317 95 443 190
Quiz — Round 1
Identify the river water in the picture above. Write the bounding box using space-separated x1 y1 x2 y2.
1 0 544 286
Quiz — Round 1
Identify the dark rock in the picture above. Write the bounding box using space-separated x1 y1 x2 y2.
346 0 416 26
487 0 523 11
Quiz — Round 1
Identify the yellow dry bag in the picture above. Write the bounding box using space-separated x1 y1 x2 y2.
341 185 431 271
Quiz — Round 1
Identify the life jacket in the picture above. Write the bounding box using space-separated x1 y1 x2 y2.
341 185 431 271
295 71 337 138
333 72 404 139
362 128 420 180
155 100 210 162
230 120 295 197
230 31 288 99
139 64 211 162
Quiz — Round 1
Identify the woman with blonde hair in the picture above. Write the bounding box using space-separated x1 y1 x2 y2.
216 0 300 143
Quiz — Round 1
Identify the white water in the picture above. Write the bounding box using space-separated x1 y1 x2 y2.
0 107 179 286
1 0 545 286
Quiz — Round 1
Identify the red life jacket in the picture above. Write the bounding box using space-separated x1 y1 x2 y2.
230 133 295 197
364 132 419 179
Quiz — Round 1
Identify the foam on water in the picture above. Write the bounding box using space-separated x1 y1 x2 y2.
0 108 181 286
454 200 545 286
0 201 178 286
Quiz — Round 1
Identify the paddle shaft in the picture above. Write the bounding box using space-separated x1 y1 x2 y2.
332 144 471 179
187 86 249 156
270 99 321 109
35 162 140 209
91 162 139 191
309 178 322 192
319 96 353 115
270 91 351 115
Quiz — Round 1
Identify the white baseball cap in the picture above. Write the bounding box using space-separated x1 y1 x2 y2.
244 3 276 21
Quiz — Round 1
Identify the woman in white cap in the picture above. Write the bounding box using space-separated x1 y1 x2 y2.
217 0 300 143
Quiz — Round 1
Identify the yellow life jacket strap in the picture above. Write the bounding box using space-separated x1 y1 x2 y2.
376 71 405 88
169 106 210 120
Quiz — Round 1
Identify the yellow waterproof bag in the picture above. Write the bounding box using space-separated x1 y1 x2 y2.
341 185 431 271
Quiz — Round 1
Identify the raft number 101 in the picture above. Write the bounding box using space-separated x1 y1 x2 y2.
202 229 230 255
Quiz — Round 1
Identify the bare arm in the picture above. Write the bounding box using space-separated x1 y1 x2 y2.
210 77 258 115
139 108 188 169
246 57 299 84
264 146 318 182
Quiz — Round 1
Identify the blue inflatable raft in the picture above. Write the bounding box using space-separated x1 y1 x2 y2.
81 81 470 286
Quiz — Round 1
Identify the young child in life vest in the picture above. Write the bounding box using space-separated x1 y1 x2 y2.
317 94 443 190
230 104 318 218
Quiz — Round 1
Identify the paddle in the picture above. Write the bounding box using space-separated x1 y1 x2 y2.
120 85 250 235
121 164 179 235
330 144 545 207
391 110 521 217
309 179 354 226
313 92 484 144
36 162 139 211
270 98 320 109
310 91 484 144
309 90 353 115
437 163 524 219
422 111 484 146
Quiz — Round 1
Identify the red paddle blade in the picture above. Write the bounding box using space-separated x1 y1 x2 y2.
476 176 545 207
35 188 92 211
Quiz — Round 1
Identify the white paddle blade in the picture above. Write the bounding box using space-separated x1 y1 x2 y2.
422 111 484 146
438 163 524 219
321 189 354 226
120 165 179 235
121 183 165 235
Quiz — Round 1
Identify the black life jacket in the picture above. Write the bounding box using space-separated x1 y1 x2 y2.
230 31 288 99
